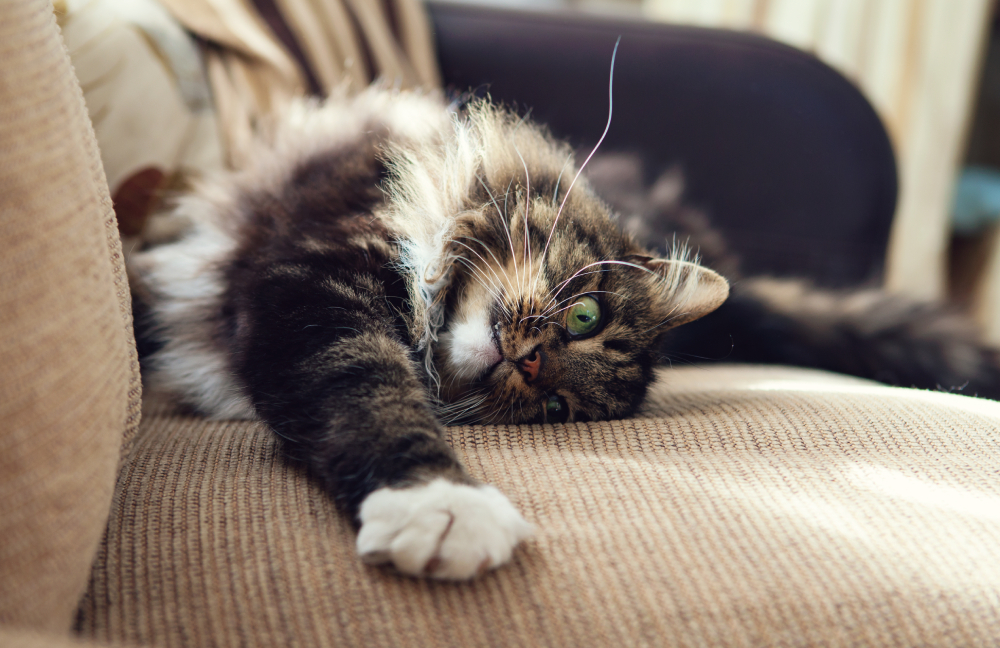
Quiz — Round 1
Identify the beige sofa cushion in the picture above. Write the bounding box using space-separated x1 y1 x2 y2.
0 0 141 635
77 366 1000 646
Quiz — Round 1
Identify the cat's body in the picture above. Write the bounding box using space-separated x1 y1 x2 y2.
135 87 1000 581
132 87 729 579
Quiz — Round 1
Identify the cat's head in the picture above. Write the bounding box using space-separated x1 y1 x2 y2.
387 99 728 424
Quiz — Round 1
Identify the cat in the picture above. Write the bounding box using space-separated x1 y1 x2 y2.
130 86 730 580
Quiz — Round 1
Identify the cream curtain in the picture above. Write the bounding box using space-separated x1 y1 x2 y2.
644 0 992 303
55 0 440 247
158 0 440 168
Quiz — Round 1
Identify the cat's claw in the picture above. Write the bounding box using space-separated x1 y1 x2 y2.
356 478 533 580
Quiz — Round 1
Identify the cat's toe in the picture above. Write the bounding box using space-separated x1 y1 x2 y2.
356 478 533 580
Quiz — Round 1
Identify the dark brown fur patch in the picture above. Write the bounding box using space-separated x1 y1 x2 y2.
133 93 727 516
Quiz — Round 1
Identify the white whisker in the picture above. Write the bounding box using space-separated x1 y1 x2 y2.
545 259 651 311
512 143 532 299
457 235 513 289
535 37 621 294
454 258 509 312
477 174 521 291
502 177 520 288
539 269 605 314
450 240 508 299
532 290 633 323
552 154 573 206
438 392 490 424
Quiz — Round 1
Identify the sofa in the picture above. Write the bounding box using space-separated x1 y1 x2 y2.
2 2 1000 647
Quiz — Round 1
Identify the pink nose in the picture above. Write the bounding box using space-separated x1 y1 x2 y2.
518 350 542 383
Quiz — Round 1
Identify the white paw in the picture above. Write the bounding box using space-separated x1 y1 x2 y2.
356 478 533 580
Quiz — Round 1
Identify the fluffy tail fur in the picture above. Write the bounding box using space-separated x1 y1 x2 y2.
662 278 1000 399
587 153 1000 399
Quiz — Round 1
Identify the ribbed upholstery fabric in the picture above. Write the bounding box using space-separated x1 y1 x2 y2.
0 0 140 636
78 366 1000 647
0 628 122 648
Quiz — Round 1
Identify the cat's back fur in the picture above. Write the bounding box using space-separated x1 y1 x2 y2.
132 89 448 417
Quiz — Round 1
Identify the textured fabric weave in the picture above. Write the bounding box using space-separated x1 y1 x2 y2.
0 0 140 634
0 628 121 648
78 366 1000 647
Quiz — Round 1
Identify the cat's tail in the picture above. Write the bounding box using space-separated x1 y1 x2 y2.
661 276 1000 400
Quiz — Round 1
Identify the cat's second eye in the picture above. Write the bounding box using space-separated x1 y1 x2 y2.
566 295 602 337
543 394 569 424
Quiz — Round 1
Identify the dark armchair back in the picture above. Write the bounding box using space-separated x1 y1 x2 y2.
429 2 897 287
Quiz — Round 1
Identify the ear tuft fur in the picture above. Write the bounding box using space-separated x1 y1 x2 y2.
642 257 729 330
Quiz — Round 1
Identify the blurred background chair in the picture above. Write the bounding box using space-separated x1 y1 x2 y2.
430 1 898 288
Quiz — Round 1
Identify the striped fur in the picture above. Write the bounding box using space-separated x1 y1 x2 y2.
131 88 728 578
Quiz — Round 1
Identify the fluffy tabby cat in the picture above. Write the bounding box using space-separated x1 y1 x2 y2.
132 86 730 580
134 85 1000 582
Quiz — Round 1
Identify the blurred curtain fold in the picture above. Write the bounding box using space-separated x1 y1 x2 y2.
158 0 441 167
55 0 440 248
57 0 440 180
644 0 992 305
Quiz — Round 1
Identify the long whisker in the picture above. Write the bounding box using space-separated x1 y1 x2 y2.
545 259 653 310
450 239 508 299
540 269 605 304
460 237 512 286
436 386 487 407
531 289 634 322
453 257 506 304
513 144 532 298
535 36 620 293
552 154 573 207
438 393 490 425
661 344 735 363
454 237 519 321
456 235 513 288
535 299 585 322
454 257 503 300
513 106 534 131
453 259 513 318
439 392 489 414
477 174 521 291
502 177 521 289
656 354 710 371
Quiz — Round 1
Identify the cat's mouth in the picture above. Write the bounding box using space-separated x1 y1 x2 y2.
473 323 505 381
479 355 504 382
462 351 503 387
443 315 505 384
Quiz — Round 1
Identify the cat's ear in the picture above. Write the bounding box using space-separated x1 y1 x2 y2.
624 254 729 330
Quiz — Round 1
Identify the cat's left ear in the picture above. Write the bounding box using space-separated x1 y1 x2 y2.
623 254 729 330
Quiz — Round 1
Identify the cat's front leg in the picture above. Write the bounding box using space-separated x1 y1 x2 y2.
234 267 531 579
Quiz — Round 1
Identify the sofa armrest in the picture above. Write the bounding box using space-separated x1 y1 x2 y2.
0 0 141 635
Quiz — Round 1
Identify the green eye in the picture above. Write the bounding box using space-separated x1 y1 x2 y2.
566 295 601 337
